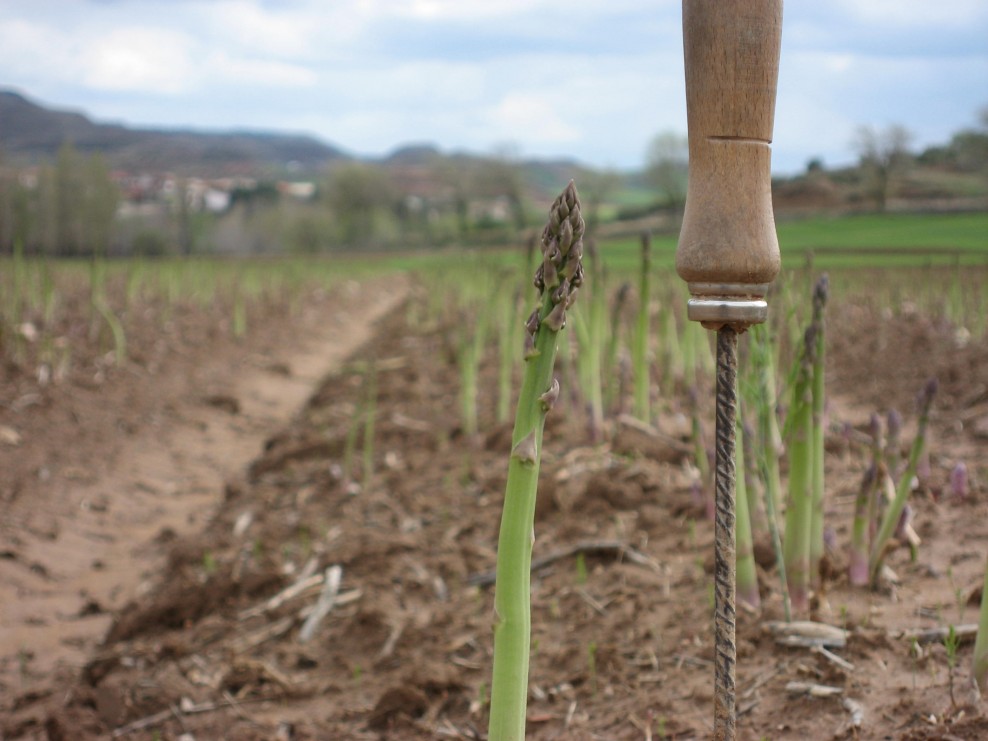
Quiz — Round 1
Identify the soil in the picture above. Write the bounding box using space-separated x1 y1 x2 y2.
3 268 988 741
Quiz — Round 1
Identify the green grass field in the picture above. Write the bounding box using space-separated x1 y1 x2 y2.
591 211 988 271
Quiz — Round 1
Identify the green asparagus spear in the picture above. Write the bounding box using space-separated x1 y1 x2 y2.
489 182 584 741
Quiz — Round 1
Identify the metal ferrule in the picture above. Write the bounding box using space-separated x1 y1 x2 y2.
686 282 771 330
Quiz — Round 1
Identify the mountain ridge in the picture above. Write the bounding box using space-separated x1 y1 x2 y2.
0 89 351 175
0 89 590 181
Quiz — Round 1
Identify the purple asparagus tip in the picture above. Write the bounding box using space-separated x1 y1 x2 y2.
813 273 829 312
950 462 968 499
919 377 939 409
887 409 902 439
868 412 882 446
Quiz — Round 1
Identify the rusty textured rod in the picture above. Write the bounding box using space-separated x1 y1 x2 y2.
713 326 738 740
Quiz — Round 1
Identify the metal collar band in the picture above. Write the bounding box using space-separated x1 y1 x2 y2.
686 282 771 330
687 298 767 330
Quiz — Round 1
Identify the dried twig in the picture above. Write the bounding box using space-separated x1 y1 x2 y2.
222 690 254 723
390 412 432 432
378 619 407 660
576 587 607 615
741 667 781 699
467 539 658 587
812 645 855 671
673 653 714 669
764 620 848 648
239 572 324 621
738 697 760 716
111 697 264 737
230 615 296 654
841 696 864 728
298 565 342 643
615 414 694 453
897 623 978 645
111 709 174 737
785 681 843 697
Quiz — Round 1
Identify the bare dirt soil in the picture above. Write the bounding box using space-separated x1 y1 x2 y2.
0 275 407 735
3 269 988 740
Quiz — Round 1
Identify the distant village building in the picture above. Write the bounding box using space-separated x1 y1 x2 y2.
277 181 317 201
203 189 231 213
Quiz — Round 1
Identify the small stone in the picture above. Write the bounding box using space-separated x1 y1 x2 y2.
0 425 22 446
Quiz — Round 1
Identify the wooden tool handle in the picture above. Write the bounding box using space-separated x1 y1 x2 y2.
676 0 783 292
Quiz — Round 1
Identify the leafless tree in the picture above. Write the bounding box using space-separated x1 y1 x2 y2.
578 168 621 235
645 131 689 213
853 124 913 211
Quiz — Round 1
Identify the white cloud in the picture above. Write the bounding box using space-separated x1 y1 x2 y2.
371 0 677 22
207 52 318 88
81 27 197 94
489 93 582 144
0 20 77 83
199 1 322 58
832 0 988 28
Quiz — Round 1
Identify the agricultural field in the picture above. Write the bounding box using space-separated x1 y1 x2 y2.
2 210 988 740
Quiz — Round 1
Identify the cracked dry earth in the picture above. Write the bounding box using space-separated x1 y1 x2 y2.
4 266 988 740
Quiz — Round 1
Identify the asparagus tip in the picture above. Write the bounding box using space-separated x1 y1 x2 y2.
868 412 882 440
532 181 585 332
950 462 968 499
887 408 902 436
919 377 939 409
813 273 830 311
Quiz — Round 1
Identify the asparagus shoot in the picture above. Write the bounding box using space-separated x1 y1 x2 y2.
973 555 988 692
632 232 651 423
783 326 816 613
808 275 828 588
869 378 938 583
489 182 584 741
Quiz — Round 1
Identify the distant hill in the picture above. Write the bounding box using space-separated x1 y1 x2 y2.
0 90 595 197
0 89 351 175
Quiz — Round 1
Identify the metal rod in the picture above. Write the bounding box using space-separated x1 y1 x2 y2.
713 326 739 740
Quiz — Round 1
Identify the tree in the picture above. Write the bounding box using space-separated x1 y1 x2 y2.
28 143 119 256
54 141 83 255
325 164 394 247
173 177 194 255
578 168 621 235
645 131 689 212
80 153 119 256
948 105 988 175
474 145 528 233
432 157 474 241
853 124 913 211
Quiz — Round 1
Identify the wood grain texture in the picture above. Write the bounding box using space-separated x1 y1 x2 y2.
676 0 783 288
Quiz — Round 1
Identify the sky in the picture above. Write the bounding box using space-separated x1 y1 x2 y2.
1 0 986 174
